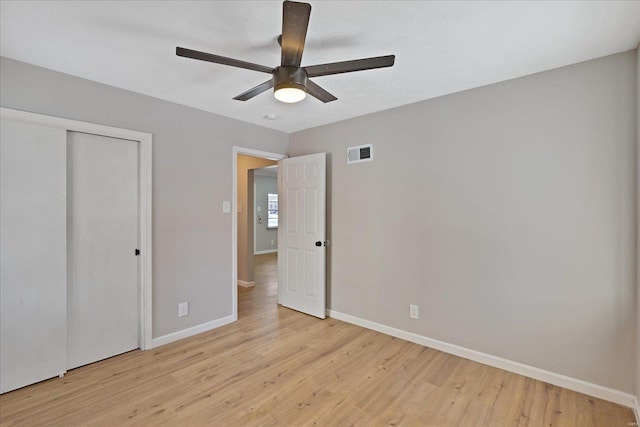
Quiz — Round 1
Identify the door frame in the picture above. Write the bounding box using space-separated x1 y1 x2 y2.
0 107 153 350
253 167 279 256
232 147 286 320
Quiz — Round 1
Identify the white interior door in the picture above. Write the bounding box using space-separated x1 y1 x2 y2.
67 131 139 369
278 153 326 319
0 119 67 393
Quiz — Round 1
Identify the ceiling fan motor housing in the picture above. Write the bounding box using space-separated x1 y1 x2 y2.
274 66 308 92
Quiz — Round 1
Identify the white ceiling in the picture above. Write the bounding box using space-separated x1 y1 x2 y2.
1 1 639 133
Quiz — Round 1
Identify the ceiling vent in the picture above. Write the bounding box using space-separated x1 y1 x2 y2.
347 144 373 164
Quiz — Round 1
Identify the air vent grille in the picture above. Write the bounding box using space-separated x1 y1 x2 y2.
347 144 373 164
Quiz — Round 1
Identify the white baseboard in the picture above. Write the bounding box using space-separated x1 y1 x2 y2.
327 309 636 409
151 314 236 348
633 396 640 425
255 249 277 255
237 280 255 288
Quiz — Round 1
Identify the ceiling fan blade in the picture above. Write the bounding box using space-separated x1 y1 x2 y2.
233 79 275 101
281 1 311 67
304 55 395 78
176 47 273 74
306 80 337 103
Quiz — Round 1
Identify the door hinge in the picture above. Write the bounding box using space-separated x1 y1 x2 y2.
135 249 140 256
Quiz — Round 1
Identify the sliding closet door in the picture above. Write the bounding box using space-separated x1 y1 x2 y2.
67 132 139 369
0 119 67 393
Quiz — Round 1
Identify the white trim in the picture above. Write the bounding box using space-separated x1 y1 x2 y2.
138 129 153 350
1 107 153 351
327 309 637 409
237 280 255 288
0 107 152 142
151 315 235 348
232 147 287 321
635 44 640 427
277 165 283 306
255 249 278 255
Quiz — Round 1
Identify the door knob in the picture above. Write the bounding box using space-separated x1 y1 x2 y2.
315 241 322 247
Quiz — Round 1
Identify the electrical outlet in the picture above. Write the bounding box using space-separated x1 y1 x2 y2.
271 240 275 246
409 304 419 319
178 302 189 318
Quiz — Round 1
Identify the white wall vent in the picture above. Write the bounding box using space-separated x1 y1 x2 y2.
347 144 373 164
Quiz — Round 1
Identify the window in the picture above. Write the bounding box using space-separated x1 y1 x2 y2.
267 193 278 228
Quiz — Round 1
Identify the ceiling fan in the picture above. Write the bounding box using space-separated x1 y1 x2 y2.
176 0 395 104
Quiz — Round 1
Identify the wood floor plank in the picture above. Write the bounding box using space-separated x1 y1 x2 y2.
0 253 635 426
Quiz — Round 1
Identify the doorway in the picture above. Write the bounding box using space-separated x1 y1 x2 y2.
232 147 286 320
253 165 279 256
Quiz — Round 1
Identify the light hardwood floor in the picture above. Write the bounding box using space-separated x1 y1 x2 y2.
0 253 635 426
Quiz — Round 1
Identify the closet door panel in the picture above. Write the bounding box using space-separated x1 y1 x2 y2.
0 119 67 393
67 132 139 370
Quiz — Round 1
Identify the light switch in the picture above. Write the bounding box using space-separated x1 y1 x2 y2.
257 206 262 212
222 201 231 213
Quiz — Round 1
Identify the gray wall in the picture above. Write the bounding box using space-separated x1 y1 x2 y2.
289 50 637 393
254 173 278 253
0 57 289 338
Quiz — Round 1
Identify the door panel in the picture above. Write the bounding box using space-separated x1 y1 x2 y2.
286 188 298 233
0 119 67 393
67 132 139 370
278 153 326 318
286 248 298 293
304 250 317 296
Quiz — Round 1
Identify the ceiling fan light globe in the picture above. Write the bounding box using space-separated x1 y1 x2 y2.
274 86 306 103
